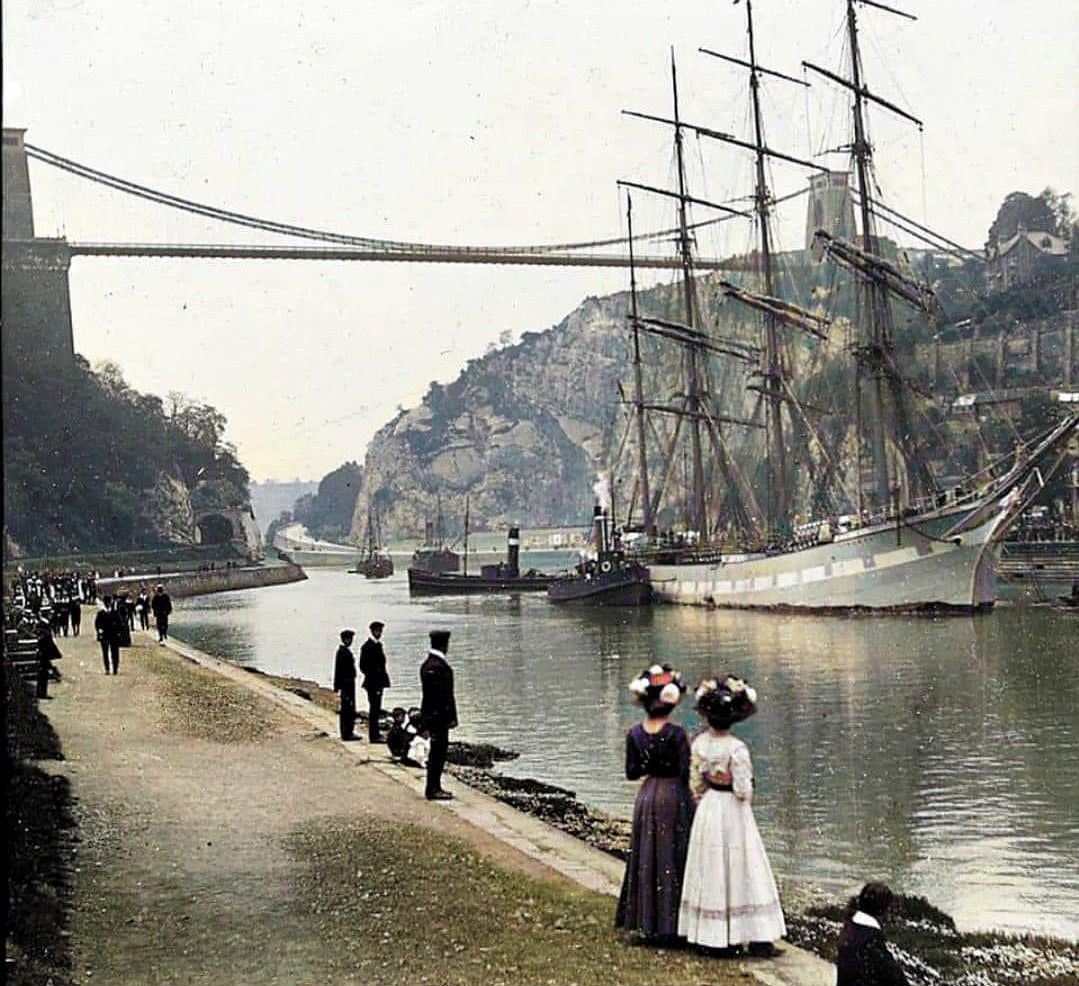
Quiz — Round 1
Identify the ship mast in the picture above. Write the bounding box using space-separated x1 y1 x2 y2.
747 1 788 536
626 194 654 536
671 52 708 539
700 1 822 538
804 0 932 510
846 0 891 506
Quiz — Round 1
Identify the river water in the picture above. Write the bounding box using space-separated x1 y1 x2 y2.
173 566 1077 939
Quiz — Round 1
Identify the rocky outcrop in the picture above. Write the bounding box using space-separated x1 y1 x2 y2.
143 473 197 544
351 292 640 539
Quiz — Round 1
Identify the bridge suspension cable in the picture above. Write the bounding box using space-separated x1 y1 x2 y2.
25 142 806 258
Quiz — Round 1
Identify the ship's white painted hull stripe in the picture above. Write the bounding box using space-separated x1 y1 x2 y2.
648 509 1008 610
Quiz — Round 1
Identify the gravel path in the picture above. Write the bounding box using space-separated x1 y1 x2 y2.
44 629 599 985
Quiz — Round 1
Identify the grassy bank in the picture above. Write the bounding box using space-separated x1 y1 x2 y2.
284 815 752 986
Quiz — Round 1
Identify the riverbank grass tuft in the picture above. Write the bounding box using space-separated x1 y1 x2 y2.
284 815 754 986
145 649 279 743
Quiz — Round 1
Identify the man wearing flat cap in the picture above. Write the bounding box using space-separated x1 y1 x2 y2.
332 629 359 740
420 629 457 800
359 620 391 743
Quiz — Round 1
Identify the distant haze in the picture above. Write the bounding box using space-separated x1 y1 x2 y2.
249 480 317 535
3 0 1075 479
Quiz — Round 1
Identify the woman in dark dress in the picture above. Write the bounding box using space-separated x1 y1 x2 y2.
616 663 695 945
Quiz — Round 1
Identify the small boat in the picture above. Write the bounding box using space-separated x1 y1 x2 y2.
352 507 394 579
410 499 461 573
548 506 652 606
408 514 555 595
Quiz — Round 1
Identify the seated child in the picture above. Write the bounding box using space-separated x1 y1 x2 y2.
404 708 430 768
386 707 413 760
407 730 431 769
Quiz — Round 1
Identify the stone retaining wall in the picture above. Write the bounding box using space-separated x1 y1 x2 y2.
98 562 306 599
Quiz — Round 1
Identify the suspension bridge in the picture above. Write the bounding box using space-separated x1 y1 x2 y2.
10 136 754 271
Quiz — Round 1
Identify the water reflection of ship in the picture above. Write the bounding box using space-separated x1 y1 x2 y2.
613 1 1078 611
408 526 555 595
548 506 652 606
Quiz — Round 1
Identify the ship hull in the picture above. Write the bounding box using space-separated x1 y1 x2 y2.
407 569 554 595
353 556 394 579
548 566 652 606
648 503 1008 612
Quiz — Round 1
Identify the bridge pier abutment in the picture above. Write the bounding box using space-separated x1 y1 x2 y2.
2 128 75 368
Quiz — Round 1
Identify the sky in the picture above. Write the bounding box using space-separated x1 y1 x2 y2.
4 0 1076 481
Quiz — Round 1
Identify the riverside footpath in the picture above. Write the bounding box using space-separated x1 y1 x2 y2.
37 628 831 986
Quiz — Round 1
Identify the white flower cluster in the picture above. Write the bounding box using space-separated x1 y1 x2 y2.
694 674 758 705
628 664 684 706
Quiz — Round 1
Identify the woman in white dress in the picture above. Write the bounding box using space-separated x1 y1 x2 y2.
678 674 786 957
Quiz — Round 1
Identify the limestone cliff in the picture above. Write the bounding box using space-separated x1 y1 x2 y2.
350 254 1077 542
351 293 631 539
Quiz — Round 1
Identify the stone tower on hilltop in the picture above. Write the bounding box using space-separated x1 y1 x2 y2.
805 170 857 251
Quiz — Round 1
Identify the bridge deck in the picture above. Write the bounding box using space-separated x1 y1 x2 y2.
64 241 737 270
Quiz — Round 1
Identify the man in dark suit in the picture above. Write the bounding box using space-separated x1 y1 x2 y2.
358 620 390 743
332 629 359 740
419 629 457 800
94 597 123 675
150 584 173 643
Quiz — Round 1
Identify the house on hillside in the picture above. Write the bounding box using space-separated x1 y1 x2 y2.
986 225 1069 293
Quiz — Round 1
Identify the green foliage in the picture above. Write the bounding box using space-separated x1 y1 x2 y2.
283 815 754 986
2 356 249 556
291 460 363 540
987 188 1074 249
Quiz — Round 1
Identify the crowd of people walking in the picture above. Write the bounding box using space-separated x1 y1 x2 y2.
10 569 97 637
8 571 174 682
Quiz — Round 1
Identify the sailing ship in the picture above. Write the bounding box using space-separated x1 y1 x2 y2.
408 517 556 595
620 0 1077 611
352 507 393 579
548 505 652 605
410 497 460 574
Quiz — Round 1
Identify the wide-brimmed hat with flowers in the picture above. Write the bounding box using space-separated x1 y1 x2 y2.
628 663 687 709
694 673 758 723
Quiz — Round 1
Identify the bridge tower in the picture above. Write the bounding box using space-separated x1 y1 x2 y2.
2 128 75 367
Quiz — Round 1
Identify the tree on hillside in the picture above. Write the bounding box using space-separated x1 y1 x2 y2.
291 461 363 541
986 188 1074 250
2 357 250 556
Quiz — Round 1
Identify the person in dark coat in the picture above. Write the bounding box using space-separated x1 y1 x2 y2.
358 620 390 743
332 629 359 741
36 624 63 698
119 591 136 632
836 882 909 986
53 595 71 637
419 629 457 800
69 595 82 636
616 664 695 945
94 598 123 675
150 584 172 642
